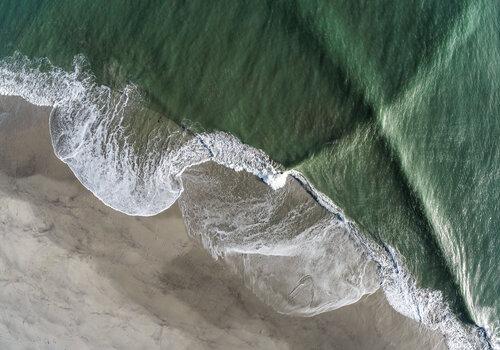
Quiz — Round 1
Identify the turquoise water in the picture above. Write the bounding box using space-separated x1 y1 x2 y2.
0 0 498 346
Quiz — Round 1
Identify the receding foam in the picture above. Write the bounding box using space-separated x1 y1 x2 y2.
0 53 493 350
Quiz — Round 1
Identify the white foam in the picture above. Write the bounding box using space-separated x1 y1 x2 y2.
290 170 493 350
0 53 494 349
177 162 380 316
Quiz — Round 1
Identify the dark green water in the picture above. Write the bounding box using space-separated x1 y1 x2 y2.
0 0 498 343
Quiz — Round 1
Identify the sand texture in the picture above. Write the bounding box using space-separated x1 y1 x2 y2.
0 95 445 349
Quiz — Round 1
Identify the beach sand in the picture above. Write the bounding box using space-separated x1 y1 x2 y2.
0 95 446 349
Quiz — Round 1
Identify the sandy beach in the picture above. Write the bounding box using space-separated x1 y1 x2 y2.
0 95 446 349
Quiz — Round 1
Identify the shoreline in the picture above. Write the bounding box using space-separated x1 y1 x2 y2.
0 94 448 348
0 49 494 346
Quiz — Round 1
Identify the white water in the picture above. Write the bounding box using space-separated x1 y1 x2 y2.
0 53 493 349
178 161 380 316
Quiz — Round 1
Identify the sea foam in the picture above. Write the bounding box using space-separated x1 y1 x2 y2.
0 53 493 350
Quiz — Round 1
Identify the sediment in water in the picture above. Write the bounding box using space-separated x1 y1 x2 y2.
0 54 494 349
0 93 450 350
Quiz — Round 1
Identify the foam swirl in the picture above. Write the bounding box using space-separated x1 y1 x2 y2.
0 53 493 349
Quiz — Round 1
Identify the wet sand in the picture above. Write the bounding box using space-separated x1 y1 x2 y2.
0 95 446 349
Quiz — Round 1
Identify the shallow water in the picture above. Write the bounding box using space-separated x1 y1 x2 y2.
0 94 448 350
0 1 498 348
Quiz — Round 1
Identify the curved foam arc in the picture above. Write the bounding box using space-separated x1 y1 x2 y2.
0 53 285 216
293 170 493 349
0 53 493 349
177 163 380 315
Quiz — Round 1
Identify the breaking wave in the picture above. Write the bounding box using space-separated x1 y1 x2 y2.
0 53 493 349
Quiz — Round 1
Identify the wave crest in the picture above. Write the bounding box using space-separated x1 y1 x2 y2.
0 53 493 349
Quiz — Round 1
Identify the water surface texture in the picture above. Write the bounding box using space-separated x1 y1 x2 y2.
0 1 498 348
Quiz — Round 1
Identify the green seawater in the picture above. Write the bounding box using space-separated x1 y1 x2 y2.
0 0 498 341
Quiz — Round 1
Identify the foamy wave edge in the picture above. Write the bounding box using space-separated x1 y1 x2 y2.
0 53 493 350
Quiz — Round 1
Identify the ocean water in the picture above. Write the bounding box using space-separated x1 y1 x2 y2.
0 1 498 349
